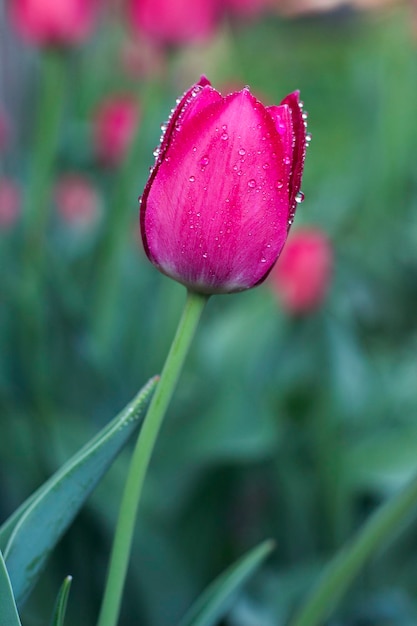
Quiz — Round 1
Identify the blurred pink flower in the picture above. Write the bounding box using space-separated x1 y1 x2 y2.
54 174 100 229
9 0 97 46
269 227 333 313
93 96 139 168
127 0 220 46
0 178 21 230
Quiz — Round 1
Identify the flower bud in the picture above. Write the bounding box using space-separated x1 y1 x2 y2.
140 77 307 295
269 227 333 313
9 0 97 47
93 96 139 168
0 178 21 230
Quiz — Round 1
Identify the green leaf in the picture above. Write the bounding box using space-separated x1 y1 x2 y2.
0 550 22 626
50 576 72 626
179 539 274 626
0 376 158 606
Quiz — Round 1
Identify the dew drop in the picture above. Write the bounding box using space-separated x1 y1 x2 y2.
306 132 312 144
221 132 229 140
262 163 269 169
277 122 286 135
202 252 208 258
153 147 160 157
192 146 197 152
295 191 305 203
189 176 195 183
160 123 168 131
248 179 256 188
260 257 267 263
276 180 284 189
283 156 291 165
201 156 209 167
238 148 246 156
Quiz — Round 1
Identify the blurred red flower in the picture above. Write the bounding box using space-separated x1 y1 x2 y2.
0 178 21 230
269 227 333 313
93 96 139 168
9 0 97 46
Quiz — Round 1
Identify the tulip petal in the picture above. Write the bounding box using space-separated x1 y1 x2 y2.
280 91 307 221
142 88 290 293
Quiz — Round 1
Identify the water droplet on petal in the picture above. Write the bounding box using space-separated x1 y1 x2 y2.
238 148 246 156
283 156 291 165
201 156 209 167
202 252 208 258
221 132 228 140
276 180 284 189
262 163 269 169
306 132 312 144
260 257 267 263
295 191 305 203
189 176 195 182
248 179 256 188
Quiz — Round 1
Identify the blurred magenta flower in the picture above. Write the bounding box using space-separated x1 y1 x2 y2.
269 227 333 313
127 0 219 46
93 96 139 168
0 178 21 230
140 77 307 294
54 174 100 229
9 0 97 46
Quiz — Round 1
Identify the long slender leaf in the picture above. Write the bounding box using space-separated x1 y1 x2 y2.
50 576 72 626
0 550 22 626
0 376 158 605
179 539 274 626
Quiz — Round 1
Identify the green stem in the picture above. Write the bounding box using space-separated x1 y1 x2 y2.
290 471 417 626
97 289 208 626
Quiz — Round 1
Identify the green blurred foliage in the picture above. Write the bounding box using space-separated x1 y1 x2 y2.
2 3 417 625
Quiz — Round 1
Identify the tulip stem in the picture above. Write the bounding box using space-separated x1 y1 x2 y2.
97 289 208 626
289 471 417 626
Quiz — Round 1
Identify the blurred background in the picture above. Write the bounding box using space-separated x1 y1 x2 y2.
1 0 417 624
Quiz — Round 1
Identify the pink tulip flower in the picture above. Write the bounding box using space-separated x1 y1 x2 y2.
0 178 21 230
54 174 100 229
93 96 139 168
9 0 97 47
140 76 307 294
127 0 219 46
269 227 333 313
